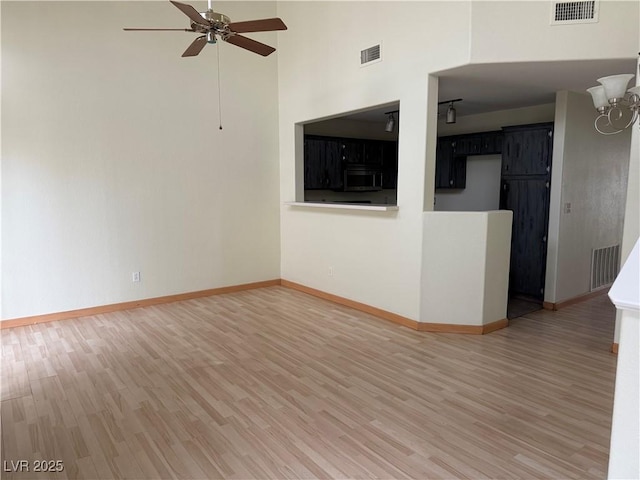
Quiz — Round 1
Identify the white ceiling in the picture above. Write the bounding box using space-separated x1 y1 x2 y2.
332 58 637 124
437 58 637 117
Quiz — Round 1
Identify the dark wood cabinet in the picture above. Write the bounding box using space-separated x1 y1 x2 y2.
435 131 502 189
363 141 384 166
452 131 502 156
436 137 452 188
341 139 385 166
502 123 553 176
324 138 343 189
481 132 503 154
304 137 343 189
500 177 550 299
436 137 466 189
382 141 398 188
304 137 325 189
454 135 481 156
341 139 364 164
500 122 554 300
304 135 397 190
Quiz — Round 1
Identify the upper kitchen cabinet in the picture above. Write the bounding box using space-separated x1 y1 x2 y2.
450 131 503 156
436 136 466 189
382 141 398 188
454 135 482 156
324 138 343 188
341 139 364 164
435 130 503 189
304 136 325 189
341 139 384 166
304 135 343 189
304 135 398 191
480 131 503 155
363 141 384 166
502 123 553 176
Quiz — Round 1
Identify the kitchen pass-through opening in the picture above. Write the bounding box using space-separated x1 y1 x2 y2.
298 102 400 206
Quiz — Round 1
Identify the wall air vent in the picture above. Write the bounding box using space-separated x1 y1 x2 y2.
591 244 620 290
551 1 599 25
360 44 381 67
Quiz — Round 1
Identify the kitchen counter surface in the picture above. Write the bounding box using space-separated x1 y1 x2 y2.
285 201 399 212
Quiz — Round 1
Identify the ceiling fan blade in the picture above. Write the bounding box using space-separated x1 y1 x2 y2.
225 34 275 57
182 35 208 57
123 28 195 31
227 18 287 33
170 0 210 26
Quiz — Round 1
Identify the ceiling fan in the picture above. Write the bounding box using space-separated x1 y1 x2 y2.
124 0 287 57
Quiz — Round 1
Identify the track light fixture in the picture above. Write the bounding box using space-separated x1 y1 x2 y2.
446 103 456 124
438 98 462 124
587 74 639 135
385 110 399 132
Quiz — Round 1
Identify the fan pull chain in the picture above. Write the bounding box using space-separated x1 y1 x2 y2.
217 41 223 130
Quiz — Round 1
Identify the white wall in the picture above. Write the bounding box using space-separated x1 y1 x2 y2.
609 309 640 479
2 1 281 319
620 57 640 264
278 1 473 320
0 0 3 317
435 156 501 212
5 1 636 324
614 57 640 345
483 211 513 323
545 91 631 304
277 0 637 322
470 1 639 63
607 33 640 477
608 239 640 479
421 211 512 325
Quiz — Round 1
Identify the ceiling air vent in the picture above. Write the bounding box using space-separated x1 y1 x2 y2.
360 44 381 67
551 1 599 24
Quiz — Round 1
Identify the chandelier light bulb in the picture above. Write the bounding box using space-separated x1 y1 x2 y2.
588 73 639 135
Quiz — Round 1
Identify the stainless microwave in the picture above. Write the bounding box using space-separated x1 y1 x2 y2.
344 165 383 191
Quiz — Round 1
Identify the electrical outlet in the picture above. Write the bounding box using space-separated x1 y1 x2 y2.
328 266 334 277
132 271 141 283
564 202 571 214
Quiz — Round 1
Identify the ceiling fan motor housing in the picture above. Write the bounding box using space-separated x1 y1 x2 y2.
191 11 231 42
124 1 286 57
192 12 229 28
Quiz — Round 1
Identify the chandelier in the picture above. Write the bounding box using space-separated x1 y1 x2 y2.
587 74 640 135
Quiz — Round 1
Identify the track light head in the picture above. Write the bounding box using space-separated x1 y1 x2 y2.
438 98 462 124
446 103 456 124
385 113 396 132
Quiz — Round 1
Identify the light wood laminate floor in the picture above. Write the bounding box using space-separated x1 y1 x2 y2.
1 287 617 479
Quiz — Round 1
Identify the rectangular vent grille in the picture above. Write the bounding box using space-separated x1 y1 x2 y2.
591 244 620 290
551 1 599 24
360 44 381 66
